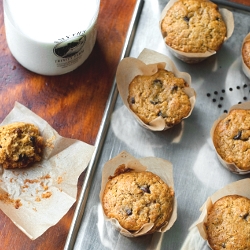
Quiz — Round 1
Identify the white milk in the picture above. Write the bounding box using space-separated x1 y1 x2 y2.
3 0 100 75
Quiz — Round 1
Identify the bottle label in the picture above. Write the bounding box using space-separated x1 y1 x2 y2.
53 31 87 68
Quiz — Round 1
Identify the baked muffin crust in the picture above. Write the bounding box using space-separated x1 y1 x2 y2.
213 109 250 170
161 0 227 53
242 40 250 69
205 195 250 250
102 166 174 233
128 68 191 126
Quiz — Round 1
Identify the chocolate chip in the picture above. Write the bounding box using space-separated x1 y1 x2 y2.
30 136 36 144
130 97 135 104
158 111 167 118
222 243 226 248
225 119 231 125
150 97 159 105
152 79 162 88
171 85 178 93
15 128 22 136
233 131 242 140
183 16 189 22
241 212 249 220
140 185 150 193
125 208 132 216
18 154 27 162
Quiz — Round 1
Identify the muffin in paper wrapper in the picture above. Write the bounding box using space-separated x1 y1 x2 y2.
116 48 196 131
195 178 250 249
159 0 234 64
211 101 250 174
99 151 177 237
241 32 250 79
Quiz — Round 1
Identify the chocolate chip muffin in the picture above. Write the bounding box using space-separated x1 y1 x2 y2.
205 195 250 250
213 109 250 171
0 122 44 169
102 165 174 233
242 40 250 69
127 68 191 127
161 0 227 53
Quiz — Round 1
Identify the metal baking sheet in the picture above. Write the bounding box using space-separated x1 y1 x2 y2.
70 0 250 249
64 0 144 249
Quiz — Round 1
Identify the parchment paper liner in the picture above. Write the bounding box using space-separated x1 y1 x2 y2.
160 0 234 64
0 102 95 239
241 32 250 79
99 151 177 237
210 101 250 174
195 178 250 249
116 48 196 131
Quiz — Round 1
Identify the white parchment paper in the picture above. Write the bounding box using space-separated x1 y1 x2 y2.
0 102 95 239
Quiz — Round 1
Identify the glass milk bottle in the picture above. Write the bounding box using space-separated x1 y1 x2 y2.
3 0 100 75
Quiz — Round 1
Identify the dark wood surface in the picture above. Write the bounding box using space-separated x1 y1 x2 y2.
230 0 250 6
0 0 249 249
0 0 137 249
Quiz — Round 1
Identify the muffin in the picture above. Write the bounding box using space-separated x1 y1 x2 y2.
127 68 191 127
0 122 44 169
102 164 174 234
242 40 250 70
161 0 227 53
212 109 250 171
205 195 250 250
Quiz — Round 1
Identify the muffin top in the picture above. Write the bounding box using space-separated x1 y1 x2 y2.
242 40 250 69
161 0 227 53
205 195 250 250
213 109 250 170
127 68 191 126
0 122 44 169
102 165 174 233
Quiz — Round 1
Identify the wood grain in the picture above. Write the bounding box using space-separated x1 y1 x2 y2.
230 0 250 6
0 0 137 249
0 0 249 249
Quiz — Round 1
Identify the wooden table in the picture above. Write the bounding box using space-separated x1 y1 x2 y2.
230 0 250 6
0 0 137 249
0 0 249 249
